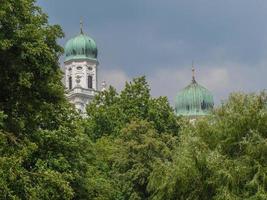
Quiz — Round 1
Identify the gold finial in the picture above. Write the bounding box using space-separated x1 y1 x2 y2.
80 18 83 34
192 61 196 82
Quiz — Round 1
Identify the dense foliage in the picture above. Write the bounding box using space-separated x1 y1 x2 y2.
85 77 179 140
148 93 267 200
0 0 65 134
1 0 267 199
0 0 92 199
82 77 179 199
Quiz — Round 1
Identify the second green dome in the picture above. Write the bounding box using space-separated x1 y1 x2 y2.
175 78 214 117
65 32 98 62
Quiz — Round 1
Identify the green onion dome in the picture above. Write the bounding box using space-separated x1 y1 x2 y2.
175 75 214 117
64 29 98 62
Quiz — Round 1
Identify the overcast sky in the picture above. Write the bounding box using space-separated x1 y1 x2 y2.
37 0 267 105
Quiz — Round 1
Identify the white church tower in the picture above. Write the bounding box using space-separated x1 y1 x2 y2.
64 22 99 113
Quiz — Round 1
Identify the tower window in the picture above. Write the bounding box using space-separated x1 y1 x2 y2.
88 75 93 89
69 76 72 89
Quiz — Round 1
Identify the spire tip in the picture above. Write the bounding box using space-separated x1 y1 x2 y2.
80 18 83 34
192 61 196 82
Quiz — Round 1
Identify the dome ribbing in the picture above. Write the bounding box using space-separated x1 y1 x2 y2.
64 32 98 62
175 77 214 117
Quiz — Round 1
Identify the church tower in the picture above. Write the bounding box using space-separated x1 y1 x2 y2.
64 22 98 113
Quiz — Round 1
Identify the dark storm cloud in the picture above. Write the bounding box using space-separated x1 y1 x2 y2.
38 0 267 104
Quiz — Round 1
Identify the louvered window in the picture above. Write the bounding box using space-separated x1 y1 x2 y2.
69 76 72 89
88 75 93 89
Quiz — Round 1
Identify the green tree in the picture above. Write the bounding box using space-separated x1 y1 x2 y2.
0 0 65 134
83 77 180 199
0 1 94 199
148 93 267 200
85 77 179 140
0 112 93 200
112 120 177 200
84 137 123 200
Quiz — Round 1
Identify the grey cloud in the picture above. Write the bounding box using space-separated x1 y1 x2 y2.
38 0 267 102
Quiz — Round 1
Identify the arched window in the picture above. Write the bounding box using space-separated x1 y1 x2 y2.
69 76 72 89
88 75 93 89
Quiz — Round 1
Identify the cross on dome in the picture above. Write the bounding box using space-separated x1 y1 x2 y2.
192 61 196 83
80 18 83 34
64 19 98 61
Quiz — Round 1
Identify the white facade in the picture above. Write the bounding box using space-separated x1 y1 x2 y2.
64 59 98 113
